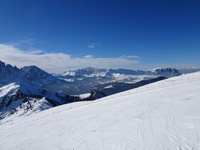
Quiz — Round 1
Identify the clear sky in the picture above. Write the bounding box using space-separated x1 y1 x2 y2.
0 0 200 73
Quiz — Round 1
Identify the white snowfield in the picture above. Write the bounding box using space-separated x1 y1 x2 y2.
0 72 200 150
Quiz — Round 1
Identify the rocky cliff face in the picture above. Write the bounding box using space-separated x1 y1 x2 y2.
0 61 21 84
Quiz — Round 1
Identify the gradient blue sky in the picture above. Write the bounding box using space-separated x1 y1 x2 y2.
0 0 200 73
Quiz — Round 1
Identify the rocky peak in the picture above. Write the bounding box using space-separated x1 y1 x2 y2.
152 68 180 77
21 65 53 80
0 60 6 67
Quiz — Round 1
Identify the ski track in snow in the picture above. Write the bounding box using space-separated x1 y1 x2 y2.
0 72 200 150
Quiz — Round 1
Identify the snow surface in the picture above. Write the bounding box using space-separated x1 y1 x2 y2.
78 93 91 99
0 72 200 150
0 83 19 104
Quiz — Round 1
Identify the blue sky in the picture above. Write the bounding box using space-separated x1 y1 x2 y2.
0 0 200 73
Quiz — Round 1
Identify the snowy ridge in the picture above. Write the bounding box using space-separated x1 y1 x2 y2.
0 83 68 120
0 83 19 101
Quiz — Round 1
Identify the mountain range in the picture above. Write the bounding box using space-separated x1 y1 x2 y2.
0 60 181 120
58 67 180 95
0 60 181 95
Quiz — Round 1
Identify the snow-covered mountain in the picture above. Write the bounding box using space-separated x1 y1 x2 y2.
1 71 199 150
152 67 180 76
0 83 63 119
59 67 180 94
0 82 81 120
0 61 70 94
63 67 107 78
62 67 180 78
0 61 55 85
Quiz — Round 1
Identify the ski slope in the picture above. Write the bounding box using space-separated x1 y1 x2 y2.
0 72 200 150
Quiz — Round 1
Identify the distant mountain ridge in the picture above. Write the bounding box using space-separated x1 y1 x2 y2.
59 67 181 95
62 67 180 78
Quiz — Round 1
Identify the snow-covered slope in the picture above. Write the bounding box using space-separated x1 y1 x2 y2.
0 83 68 120
0 72 200 150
